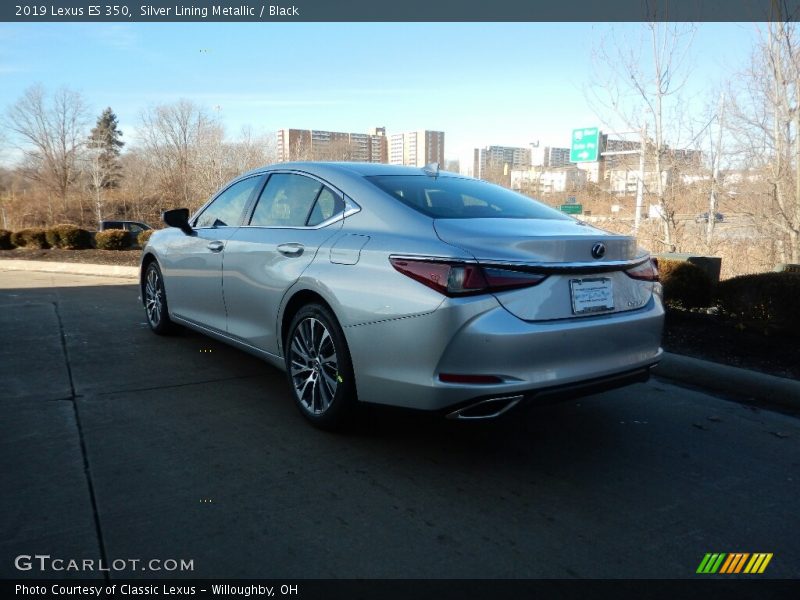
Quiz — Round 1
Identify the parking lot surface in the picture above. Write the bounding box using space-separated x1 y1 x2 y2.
1 269 798 578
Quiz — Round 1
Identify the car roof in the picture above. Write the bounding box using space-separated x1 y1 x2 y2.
242 161 463 180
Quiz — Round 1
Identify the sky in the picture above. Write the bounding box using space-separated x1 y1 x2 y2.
0 21 762 170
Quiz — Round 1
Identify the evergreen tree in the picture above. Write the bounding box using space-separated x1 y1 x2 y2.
88 107 124 188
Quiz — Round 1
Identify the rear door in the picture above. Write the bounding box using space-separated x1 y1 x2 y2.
223 172 345 354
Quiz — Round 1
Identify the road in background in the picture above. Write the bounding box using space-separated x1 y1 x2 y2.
1 269 798 578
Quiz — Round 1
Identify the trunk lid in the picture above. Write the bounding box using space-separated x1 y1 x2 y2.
433 217 638 264
433 218 653 321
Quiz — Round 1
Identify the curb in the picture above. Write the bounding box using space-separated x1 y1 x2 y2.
654 352 800 411
0 259 138 279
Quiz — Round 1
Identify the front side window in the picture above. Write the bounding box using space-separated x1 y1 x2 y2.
250 173 343 227
195 176 263 228
366 175 571 220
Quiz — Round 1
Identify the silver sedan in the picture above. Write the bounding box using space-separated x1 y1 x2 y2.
141 162 663 428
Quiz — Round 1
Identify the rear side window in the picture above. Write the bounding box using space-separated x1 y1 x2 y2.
307 188 345 226
250 173 344 227
366 175 570 220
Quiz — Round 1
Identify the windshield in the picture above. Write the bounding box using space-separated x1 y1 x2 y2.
366 175 571 220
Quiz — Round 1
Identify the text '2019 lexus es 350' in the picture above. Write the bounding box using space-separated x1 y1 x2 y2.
141 162 663 429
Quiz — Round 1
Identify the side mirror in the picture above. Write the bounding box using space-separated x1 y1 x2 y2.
163 208 193 235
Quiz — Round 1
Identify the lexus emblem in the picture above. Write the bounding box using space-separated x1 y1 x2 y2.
591 242 606 259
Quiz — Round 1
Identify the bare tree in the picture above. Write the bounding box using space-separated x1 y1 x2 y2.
703 92 726 247
4 85 89 216
84 148 104 223
192 125 274 200
191 119 227 200
226 126 274 172
139 99 221 208
288 134 314 162
589 23 697 251
117 149 163 224
331 138 357 161
727 19 800 263
479 159 511 187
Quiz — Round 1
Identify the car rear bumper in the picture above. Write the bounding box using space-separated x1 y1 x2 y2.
344 293 664 412
444 362 658 419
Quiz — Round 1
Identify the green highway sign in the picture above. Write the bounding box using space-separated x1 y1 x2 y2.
560 204 583 214
570 127 600 162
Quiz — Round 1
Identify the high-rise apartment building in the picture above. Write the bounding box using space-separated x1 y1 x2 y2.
530 145 571 169
473 145 532 179
277 127 387 163
388 130 445 167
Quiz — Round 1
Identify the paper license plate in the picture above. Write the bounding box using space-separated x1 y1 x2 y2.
570 278 614 314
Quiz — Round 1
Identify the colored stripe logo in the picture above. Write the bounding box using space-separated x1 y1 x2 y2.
697 553 773 574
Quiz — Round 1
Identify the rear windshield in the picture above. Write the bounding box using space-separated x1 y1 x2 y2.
366 175 570 220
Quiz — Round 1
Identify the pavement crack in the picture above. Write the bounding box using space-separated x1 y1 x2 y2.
53 299 110 584
88 374 261 397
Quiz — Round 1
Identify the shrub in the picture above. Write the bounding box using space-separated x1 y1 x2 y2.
658 258 713 308
717 272 800 334
95 228 130 250
11 228 50 249
49 224 92 249
0 229 13 250
138 230 154 246
45 227 61 248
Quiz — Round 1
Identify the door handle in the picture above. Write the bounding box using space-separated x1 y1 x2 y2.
207 241 224 253
277 243 304 257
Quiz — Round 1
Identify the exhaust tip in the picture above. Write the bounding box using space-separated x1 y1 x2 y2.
446 395 524 420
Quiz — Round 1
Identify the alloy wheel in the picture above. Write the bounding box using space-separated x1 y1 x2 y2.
289 317 339 415
145 266 163 327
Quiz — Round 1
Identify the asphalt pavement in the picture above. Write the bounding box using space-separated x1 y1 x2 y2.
1 268 798 579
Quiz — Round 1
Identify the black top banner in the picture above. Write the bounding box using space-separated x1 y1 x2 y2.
2 0 800 22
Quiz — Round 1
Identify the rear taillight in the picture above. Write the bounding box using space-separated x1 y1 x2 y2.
625 258 659 282
390 258 547 296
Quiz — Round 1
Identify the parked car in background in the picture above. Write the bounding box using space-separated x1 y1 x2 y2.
695 212 724 223
99 220 152 247
99 220 152 234
140 162 664 429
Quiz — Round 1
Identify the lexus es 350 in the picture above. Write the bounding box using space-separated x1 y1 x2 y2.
140 162 664 429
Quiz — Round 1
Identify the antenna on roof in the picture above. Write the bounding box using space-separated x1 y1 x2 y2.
423 162 440 178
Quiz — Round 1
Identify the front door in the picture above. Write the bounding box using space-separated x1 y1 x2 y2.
162 175 264 332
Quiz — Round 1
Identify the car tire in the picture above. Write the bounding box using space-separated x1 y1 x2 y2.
285 303 357 430
143 261 174 335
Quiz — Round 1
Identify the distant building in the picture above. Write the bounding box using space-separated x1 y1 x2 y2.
607 167 667 195
575 135 703 189
473 145 531 180
444 159 461 174
277 127 387 162
530 145 571 169
511 166 587 195
389 130 445 167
